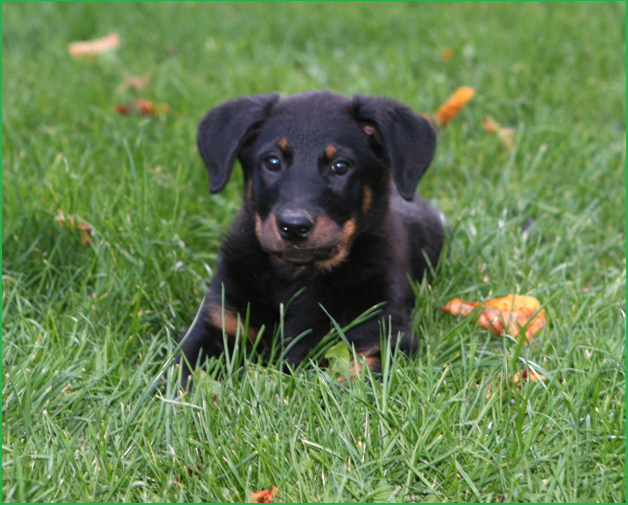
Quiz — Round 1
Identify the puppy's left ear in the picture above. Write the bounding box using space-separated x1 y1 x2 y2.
198 93 280 193
352 95 436 200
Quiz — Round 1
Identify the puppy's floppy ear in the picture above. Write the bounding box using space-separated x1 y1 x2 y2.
352 94 436 200
198 93 280 193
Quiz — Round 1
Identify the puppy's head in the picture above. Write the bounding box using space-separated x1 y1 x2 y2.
197 91 436 271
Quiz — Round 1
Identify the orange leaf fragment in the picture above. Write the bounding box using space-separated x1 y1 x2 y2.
251 486 278 503
482 115 499 135
442 294 546 342
441 47 454 62
513 368 547 384
482 115 515 148
433 87 476 127
68 32 120 59
114 100 169 116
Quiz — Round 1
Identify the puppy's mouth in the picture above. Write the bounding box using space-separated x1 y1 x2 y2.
271 245 339 265
254 213 357 269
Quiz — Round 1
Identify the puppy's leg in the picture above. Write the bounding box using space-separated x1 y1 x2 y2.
346 313 418 375
281 319 331 370
177 293 255 390
177 311 224 390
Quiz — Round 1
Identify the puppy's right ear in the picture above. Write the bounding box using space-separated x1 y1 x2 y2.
198 93 280 193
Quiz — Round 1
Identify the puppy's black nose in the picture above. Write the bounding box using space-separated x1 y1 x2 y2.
277 212 314 241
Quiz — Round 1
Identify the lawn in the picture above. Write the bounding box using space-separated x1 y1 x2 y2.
2 2 626 502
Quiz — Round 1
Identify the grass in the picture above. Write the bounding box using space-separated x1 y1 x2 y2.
2 1 626 502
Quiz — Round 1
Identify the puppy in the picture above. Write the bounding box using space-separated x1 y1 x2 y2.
177 91 445 387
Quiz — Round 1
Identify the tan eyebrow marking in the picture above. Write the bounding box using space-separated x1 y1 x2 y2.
362 186 373 215
277 137 288 151
325 144 337 158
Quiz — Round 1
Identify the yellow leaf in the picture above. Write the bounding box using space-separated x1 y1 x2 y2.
251 486 278 503
442 294 546 342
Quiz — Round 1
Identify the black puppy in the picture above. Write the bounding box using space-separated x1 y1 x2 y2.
177 91 445 386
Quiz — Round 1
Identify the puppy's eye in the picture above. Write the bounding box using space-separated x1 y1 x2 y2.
331 161 350 175
263 156 281 171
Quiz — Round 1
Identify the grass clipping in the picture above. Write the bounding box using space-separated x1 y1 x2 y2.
442 294 546 342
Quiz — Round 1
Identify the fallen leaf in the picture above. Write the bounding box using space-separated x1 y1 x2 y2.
77 222 93 247
482 115 515 148
513 368 547 384
55 209 74 228
55 210 93 247
113 104 132 114
441 47 454 62
187 461 202 477
114 100 169 116
442 294 546 342
250 486 278 503
433 86 476 127
481 115 499 135
68 32 120 59
486 368 547 398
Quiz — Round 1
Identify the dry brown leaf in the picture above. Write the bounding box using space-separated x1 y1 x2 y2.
441 294 546 342
251 486 278 503
482 115 515 148
513 368 547 384
433 87 476 127
114 100 169 116
55 210 93 247
187 461 202 477
77 222 94 247
68 32 120 59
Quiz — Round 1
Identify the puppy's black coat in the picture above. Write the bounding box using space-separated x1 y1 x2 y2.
178 91 445 386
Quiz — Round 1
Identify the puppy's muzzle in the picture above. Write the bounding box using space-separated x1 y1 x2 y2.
255 211 356 268
276 211 314 242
